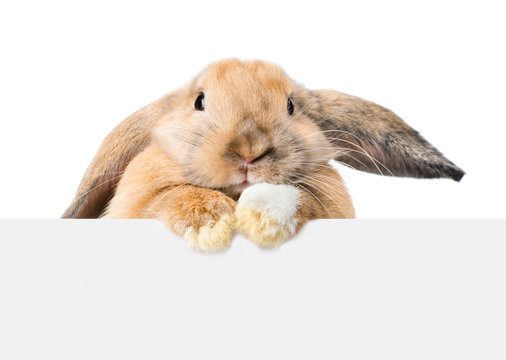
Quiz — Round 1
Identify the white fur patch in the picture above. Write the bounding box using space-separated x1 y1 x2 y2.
237 183 300 235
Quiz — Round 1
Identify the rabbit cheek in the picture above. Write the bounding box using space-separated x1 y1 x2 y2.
293 120 335 167
187 142 238 188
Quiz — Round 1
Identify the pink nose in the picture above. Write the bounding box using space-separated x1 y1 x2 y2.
238 147 273 166
241 157 253 166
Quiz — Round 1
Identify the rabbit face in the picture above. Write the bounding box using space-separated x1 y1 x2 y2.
154 59 335 197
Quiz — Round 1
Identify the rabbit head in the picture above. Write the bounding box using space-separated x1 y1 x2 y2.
152 59 336 199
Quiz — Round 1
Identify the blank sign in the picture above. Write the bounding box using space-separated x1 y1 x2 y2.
1 220 505 359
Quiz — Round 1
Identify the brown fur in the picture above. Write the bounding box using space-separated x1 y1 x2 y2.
62 94 176 218
63 59 463 249
306 89 465 181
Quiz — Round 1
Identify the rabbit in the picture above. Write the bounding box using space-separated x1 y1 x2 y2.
62 59 464 251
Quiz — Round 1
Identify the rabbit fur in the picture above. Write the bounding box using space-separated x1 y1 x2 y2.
63 59 464 251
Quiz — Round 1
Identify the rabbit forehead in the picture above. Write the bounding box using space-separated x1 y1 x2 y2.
196 59 293 108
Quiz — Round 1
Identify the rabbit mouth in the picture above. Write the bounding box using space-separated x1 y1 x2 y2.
236 180 251 190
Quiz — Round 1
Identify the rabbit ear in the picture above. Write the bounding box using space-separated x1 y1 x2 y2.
307 89 465 181
62 93 177 218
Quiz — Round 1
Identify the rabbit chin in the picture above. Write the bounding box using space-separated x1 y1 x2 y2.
225 179 257 197
236 180 252 190
221 182 254 200
220 177 264 200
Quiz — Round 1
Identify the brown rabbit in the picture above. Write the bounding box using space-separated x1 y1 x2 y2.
63 59 464 251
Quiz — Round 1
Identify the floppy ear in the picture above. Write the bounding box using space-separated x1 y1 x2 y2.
308 89 465 181
62 92 177 218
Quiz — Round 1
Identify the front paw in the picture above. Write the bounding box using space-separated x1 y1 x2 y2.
181 193 236 252
234 183 300 247
184 214 235 252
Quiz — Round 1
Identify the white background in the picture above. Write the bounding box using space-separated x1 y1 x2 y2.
0 0 505 218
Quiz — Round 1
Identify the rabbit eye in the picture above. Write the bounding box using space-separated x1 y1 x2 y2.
195 93 205 111
287 98 294 115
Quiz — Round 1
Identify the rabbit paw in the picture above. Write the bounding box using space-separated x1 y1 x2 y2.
180 194 236 252
184 214 235 252
235 183 300 247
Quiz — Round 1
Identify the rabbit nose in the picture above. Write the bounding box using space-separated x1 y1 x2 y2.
227 123 273 165
239 147 274 165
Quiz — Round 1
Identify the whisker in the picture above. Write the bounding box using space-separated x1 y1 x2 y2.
289 181 333 219
295 176 349 218
293 128 394 176
291 171 349 202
